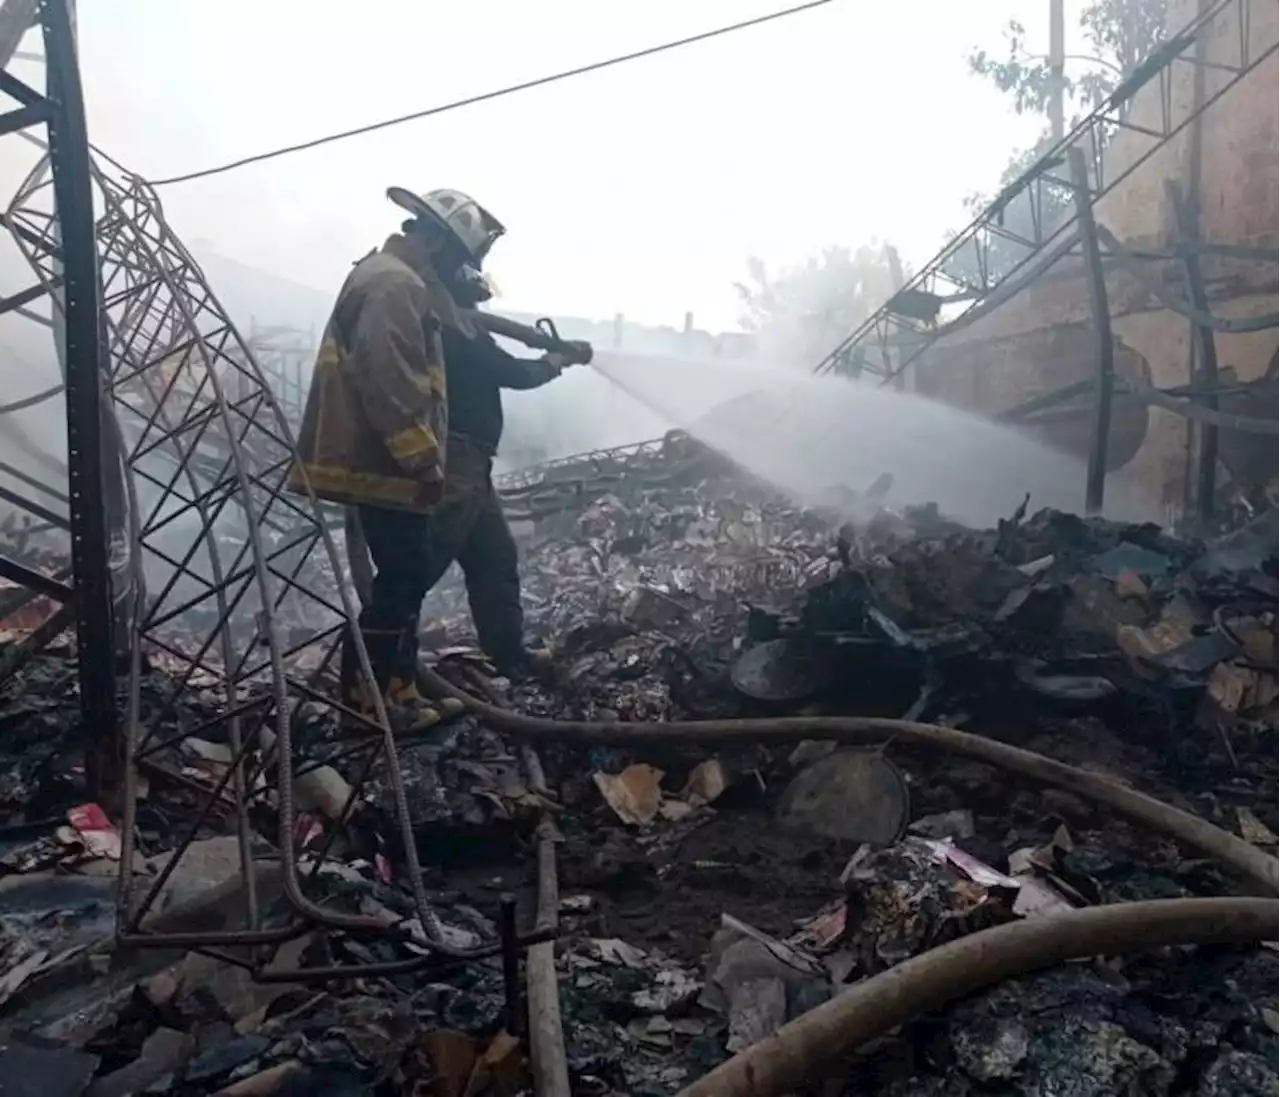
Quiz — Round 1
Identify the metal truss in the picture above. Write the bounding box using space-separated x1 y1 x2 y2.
813 0 1278 384
244 321 314 429
95 171 557 974
494 435 670 492
0 2 552 980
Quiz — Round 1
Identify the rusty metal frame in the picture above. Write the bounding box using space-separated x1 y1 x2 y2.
813 0 1277 385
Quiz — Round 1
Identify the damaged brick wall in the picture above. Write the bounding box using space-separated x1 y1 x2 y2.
913 0 1278 521
916 323 1153 472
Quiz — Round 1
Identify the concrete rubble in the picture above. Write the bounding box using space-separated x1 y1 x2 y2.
0 434 1275 1095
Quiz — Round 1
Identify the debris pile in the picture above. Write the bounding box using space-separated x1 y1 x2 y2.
429 438 1276 1094
0 652 540 1095
0 433 1275 1095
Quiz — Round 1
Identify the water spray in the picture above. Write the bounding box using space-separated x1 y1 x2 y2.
478 309 692 429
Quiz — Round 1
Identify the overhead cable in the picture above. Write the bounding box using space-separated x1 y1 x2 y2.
147 0 836 187
0 382 63 414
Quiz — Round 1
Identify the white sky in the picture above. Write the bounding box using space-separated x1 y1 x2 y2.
74 0 1088 332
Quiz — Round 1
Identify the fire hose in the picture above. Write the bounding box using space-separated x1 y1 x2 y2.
416 669 1279 1097
476 311 592 364
418 667 1278 894
676 897 1278 1097
416 316 1278 1094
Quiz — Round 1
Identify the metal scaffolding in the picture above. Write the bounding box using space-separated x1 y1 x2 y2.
244 320 314 428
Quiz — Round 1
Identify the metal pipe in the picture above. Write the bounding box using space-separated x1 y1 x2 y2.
1168 181 1220 528
1048 0 1065 142
1068 146 1114 514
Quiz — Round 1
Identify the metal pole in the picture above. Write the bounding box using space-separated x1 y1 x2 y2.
1068 146 1114 514
1167 181 1219 528
1048 0 1065 142
1180 0 1214 528
884 244 907 390
499 894 522 1037
42 0 120 801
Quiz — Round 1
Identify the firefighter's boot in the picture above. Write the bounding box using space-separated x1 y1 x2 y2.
340 626 445 734
386 626 465 728
492 643 557 684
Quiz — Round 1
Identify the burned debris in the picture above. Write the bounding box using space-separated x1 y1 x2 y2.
4 430 1271 1096
3 336 1266 1097
468 439 1276 1095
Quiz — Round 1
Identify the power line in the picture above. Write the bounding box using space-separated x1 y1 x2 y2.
0 383 63 415
148 0 835 187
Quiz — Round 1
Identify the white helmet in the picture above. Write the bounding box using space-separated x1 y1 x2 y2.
387 186 505 264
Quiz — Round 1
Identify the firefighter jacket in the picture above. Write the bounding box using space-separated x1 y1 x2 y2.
287 236 473 513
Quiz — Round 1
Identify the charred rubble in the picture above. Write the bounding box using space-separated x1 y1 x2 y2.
0 433 1276 1096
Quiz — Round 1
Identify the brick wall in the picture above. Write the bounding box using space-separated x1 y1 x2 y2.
916 0 1277 519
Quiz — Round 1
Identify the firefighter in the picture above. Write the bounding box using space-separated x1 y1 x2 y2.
401 200 593 679
288 186 506 731
420 318 592 679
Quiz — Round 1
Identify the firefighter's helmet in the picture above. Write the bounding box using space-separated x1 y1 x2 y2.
387 186 505 265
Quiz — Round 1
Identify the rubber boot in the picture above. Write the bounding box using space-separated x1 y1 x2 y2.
389 677 465 722
341 626 444 734
491 643 556 684
388 626 464 726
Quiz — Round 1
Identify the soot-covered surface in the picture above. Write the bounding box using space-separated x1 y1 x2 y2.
0 437 1274 1096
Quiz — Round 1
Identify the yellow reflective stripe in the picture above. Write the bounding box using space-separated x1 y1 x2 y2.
313 336 341 371
288 461 430 509
385 423 439 462
409 365 447 398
